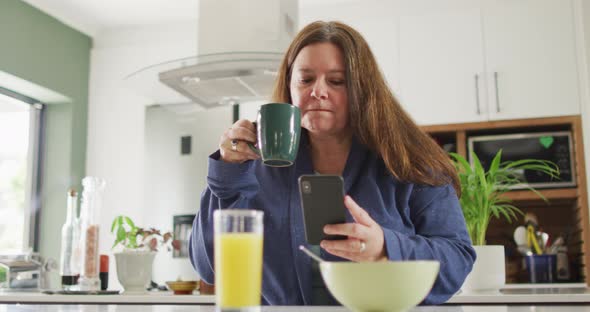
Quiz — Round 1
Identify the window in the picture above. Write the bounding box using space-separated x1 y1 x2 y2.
0 88 44 253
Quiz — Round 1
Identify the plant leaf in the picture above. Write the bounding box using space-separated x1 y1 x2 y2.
450 149 559 245
117 226 126 244
112 215 125 233
123 216 135 229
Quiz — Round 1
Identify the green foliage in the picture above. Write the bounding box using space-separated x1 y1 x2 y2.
111 215 178 252
450 150 560 246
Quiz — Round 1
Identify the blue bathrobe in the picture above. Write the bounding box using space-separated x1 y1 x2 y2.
189 132 475 305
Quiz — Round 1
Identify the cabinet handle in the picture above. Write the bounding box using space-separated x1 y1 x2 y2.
494 72 500 113
474 74 481 115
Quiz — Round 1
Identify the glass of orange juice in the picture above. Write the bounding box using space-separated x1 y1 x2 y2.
214 209 264 312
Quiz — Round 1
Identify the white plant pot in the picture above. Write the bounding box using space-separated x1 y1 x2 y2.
461 245 505 293
114 251 156 294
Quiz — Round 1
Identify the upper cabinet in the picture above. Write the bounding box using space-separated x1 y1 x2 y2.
398 0 581 125
398 8 488 125
482 0 580 121
300 1 400 93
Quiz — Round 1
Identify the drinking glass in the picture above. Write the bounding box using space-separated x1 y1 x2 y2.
214 209 264 312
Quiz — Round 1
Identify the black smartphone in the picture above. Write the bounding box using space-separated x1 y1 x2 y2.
298 174 347 245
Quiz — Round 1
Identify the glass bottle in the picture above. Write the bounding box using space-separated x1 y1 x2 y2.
59 188 80 290
77 177 106 291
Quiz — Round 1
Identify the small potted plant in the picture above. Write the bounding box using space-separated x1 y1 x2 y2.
111 215 179 293
450 150 559 292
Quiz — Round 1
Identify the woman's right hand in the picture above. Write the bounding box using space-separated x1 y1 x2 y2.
219 119 260 163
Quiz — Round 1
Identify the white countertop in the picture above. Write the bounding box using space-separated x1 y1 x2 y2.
448 283 590 304
1 284 589 305
2 305 590 312
0 291 215 304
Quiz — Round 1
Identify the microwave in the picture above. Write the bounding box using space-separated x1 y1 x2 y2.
467 131 576 189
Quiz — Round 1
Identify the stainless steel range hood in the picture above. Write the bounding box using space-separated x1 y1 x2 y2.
125 0 298 109
158 52 283 107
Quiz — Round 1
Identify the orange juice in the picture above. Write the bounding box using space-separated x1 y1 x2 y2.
214 232 263 308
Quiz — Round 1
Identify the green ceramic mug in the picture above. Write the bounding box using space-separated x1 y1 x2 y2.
249 103 301 167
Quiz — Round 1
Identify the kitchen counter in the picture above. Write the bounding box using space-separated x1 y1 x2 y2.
1 284 589 305
0 291 215 304
448 283 590 304
2 305 590 312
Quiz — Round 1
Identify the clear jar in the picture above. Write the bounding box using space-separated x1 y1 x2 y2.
77 177 106 291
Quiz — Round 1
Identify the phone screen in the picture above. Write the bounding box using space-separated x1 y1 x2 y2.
298 174 347 245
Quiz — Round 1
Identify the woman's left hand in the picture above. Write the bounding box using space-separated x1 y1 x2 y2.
320 195 387 262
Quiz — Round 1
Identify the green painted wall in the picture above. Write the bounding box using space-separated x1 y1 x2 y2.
0 0 91 287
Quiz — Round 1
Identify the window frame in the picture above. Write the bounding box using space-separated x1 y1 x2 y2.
0 86 46 252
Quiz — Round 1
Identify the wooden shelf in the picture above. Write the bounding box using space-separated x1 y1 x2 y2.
503 188 578 202
422 116 589 284
421 115 579 133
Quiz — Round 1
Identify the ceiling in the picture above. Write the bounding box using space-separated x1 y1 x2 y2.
21 0 199 37
21 0 356 38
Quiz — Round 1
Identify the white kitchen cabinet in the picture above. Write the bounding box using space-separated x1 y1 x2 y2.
482 0 580 120
398 8 488 125
299 0 399 94
398 0 580 125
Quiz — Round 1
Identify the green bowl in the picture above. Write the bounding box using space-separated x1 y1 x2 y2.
319 261 440 312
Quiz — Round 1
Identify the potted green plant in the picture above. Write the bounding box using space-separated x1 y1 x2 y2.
111 215 179 293
450 150 559 292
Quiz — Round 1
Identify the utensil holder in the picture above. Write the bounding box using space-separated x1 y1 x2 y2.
525 254 557 283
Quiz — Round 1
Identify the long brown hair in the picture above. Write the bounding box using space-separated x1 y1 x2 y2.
272 21 460 196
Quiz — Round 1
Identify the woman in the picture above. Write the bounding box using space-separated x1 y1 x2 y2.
189 21 475 305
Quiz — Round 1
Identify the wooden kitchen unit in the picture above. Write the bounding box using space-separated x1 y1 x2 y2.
422 115 590 284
